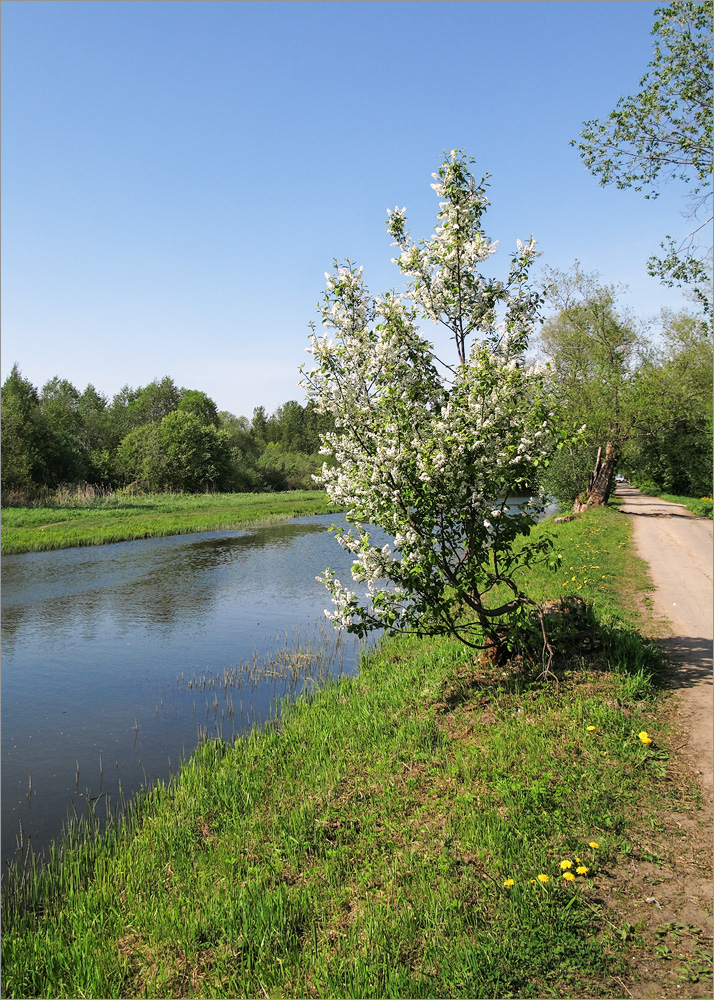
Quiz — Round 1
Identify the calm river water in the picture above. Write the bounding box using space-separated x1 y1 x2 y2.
1 514 379 873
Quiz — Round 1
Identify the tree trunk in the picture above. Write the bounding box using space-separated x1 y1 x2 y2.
573 440 621 511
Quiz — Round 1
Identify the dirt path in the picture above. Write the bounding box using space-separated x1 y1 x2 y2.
616 484 713 799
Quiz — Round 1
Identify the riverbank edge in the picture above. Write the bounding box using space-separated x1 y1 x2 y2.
2 505 712 999
0 491 342 555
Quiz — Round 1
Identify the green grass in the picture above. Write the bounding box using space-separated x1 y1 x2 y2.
1 491 340 554
2 506 709 999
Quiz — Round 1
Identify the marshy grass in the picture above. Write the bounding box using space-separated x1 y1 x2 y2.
175 622 363 739
1 489 340 554
2 506 710 999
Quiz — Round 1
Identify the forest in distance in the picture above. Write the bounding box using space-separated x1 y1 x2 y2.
2 287 712 512
1 369 331 499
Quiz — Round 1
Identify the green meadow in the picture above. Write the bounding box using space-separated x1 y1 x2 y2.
0 490 338 555
2 506 711 999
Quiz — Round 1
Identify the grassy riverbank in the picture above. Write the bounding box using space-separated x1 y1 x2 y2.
3 506 712 999
0 491 339 555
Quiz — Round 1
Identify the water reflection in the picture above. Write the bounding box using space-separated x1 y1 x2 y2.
1 520 332 644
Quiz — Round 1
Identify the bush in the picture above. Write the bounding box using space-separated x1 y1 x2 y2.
538 442 600 510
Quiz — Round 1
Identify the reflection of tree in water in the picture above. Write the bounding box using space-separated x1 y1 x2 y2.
0 518 343 641
185 519 328 563
1 592 109 649
124 520 337 627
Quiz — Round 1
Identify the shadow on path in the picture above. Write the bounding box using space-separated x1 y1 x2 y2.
658 635 713 691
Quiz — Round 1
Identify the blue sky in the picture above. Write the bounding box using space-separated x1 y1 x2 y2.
1 0 697 418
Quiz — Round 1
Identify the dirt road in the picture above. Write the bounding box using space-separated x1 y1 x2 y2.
616 484 713 799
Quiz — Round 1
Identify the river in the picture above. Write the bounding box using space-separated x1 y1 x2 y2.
1 514 376 873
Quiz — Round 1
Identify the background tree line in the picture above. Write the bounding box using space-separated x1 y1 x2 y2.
1 370 332 498
536 270 712 509
2 278 711 508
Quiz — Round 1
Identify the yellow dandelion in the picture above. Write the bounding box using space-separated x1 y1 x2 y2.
559 859 573 870
575 857 582 865
537 874 550 884
588 841 599 850
587 725 597 732
562 871 576 881
503 878 515 887
576 866 588 875
638 731 653 744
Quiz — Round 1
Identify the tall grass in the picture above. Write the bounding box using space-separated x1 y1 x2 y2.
2 506 709 999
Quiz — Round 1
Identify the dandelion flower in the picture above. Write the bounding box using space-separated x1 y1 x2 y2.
503 878 515 887
588 841 599 850
638 731 653 744
562 871 576 881
575 857 582 865
537 874 550 884
576 866 588 875
587 725 597 732
560 859 573 870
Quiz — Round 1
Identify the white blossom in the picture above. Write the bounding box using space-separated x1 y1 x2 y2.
298 152 559 648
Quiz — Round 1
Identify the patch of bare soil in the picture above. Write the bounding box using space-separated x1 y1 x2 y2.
595 695 713 1000
595 487 713 998
616 486 713 797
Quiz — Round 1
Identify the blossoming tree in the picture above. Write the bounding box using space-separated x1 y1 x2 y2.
301 151 560 662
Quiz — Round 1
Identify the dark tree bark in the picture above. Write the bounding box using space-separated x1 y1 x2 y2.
573 439 621 511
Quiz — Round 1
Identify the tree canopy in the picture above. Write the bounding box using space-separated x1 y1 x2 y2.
574 1 713 308
537 264 713 508
1 369 329 497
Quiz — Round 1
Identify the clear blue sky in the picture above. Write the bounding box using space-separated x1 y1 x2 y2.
1 0 696 418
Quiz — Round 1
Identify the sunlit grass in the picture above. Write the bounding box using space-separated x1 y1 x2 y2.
1 490 339 554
